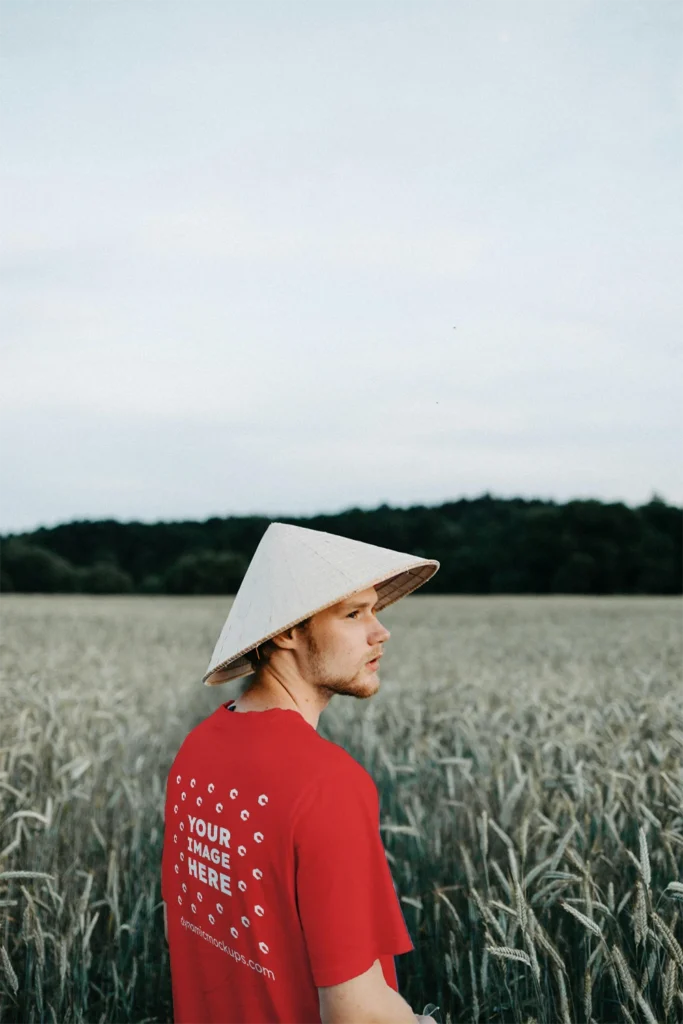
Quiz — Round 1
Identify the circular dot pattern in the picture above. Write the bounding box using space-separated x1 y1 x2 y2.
171 772 272 953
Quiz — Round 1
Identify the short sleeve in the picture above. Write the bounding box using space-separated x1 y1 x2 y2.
294 768 414 988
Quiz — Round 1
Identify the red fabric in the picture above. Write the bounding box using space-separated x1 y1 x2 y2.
161 700 414 1023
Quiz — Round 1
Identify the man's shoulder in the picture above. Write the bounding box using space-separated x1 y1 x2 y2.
305 738 377 800
168 706 224 768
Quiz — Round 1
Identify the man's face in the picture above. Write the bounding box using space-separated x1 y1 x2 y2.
294 586 391 700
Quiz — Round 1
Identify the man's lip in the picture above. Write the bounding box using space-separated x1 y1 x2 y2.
367 655 382 664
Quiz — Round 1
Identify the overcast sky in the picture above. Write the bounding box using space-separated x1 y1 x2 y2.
1 0 681 535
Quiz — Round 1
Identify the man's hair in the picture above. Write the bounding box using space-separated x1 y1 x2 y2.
244 616 312 670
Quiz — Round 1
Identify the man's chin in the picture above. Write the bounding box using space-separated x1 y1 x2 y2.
352 673 381 698
321 674 380 699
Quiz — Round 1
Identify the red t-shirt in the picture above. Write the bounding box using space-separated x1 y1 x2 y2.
161 699 414 1023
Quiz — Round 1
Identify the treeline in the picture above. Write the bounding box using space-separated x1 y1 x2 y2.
1 495 681 595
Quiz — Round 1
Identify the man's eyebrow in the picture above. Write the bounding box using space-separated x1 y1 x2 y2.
342 597 378 610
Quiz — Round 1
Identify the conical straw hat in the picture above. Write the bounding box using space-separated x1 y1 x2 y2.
203 521 439 686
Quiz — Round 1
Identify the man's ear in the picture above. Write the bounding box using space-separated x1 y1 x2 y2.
270 617 314 653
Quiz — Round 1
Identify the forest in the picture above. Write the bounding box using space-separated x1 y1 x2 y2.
1 494 680 595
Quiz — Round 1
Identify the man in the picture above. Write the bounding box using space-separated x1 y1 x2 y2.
161 521 440 1023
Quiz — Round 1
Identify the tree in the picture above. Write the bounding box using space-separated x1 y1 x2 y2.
551 552 597 593
79 562 134 594
163 549 248 595
0 539 80 592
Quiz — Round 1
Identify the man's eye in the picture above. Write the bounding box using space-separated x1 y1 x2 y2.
347 610 360 619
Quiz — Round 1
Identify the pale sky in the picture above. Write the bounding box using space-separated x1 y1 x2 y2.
1 0 681 534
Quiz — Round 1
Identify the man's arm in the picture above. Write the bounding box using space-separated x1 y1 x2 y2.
318 957 433 1023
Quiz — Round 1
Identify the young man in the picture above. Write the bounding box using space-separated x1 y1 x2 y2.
161 522 439 1024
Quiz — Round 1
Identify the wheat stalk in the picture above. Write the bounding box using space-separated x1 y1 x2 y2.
611 944 637 1002
583 966 592 1022
559 899 603 938
638 826 651 891
486 946 532 966
0 945 18 994
663 956 676 1018
651 912 683 969
632 880 649 947
553 962 572 1024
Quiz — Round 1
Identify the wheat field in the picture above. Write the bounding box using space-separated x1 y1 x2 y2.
1 594 681 1024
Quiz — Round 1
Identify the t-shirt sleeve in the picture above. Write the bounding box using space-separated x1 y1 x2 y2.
293 767 415 988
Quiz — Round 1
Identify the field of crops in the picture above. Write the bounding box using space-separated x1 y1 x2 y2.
1 594 682 1024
